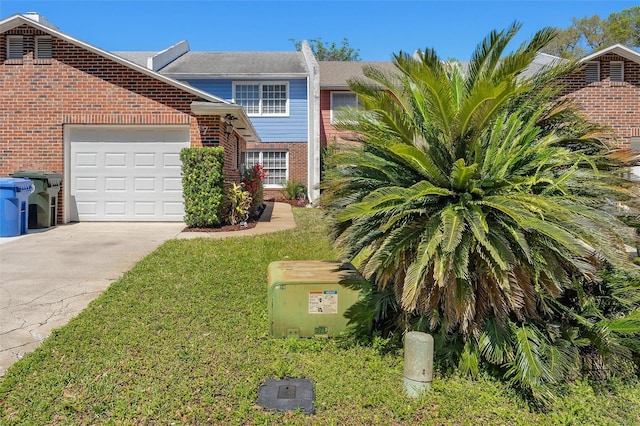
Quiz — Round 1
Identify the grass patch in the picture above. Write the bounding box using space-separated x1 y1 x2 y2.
1 208 639 424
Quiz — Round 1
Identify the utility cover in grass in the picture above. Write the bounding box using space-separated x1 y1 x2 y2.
257 378 315 414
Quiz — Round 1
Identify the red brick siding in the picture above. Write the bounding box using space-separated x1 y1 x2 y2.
319 90 361 149
245 141 307 200
1 25 244 223
559 54 640 148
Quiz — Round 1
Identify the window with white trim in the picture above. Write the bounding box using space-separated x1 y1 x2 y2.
330 92 358 124
244 151 288 187
585 61 600 83
234 82 288 116
6 35 23 60
35 36 52 59
610 61 624 82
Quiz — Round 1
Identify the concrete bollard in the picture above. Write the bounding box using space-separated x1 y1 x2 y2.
403 331 434 397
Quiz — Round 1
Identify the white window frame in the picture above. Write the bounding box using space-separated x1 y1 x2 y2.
610 61 624 82
244 150 289 188
6 35 23 60
330 91 358 124
585 61 600 83
233 82 289 117
35 36 52 60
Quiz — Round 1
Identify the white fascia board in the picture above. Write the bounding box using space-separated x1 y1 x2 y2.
163 73 308 80
580 44 640 64
0 15 230 106
321 85 351 90
191 102 261 144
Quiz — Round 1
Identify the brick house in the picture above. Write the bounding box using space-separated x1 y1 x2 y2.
320 48 640 154
0 12 259 223
319 61 396 149
557 44 640 151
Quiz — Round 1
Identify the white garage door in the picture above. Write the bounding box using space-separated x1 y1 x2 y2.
69 126 190 221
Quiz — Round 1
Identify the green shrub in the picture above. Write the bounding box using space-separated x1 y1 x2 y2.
180 147 225 227
279 179 307 201
227 183 252 225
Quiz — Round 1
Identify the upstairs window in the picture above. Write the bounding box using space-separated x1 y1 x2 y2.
234 82 288 116
35 36 52 59
584 61 600 83
330 92 358 124
610 61 624 82
6 35 23 60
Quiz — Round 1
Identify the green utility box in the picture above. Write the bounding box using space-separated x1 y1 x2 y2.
267 261 367 338
10 171 62 228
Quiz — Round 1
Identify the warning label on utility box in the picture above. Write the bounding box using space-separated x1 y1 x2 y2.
308 290 338 314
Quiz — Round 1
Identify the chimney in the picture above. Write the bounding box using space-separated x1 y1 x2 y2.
23 12 59 30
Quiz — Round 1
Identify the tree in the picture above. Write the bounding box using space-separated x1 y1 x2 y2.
321 22 640 400
290 37 360 61
544 6 640 58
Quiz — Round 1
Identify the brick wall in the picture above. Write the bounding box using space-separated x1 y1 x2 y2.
559 54 640 148
319 90 362 149
1 25 244 222
245 141 307 200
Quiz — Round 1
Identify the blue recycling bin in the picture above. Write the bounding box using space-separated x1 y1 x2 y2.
0 177 33 237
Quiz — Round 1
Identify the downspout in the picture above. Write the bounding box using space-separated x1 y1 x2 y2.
301 41 321 203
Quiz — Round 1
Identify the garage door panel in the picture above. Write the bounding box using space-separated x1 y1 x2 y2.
163 177 182 192
105 153 127 167
77 201 98 216
69 127 189 222
163 152 182 168
75 177 98 191
76 153 98 167
105 202 127 216
105 177 127 191
162 202 184 217
134 153 156 167
134 177 156 191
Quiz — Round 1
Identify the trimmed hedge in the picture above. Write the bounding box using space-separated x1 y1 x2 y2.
180 147 225 227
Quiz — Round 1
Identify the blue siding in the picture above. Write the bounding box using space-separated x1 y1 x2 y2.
185 78 308 143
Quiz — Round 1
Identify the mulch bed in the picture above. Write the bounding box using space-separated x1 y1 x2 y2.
182 204 264 233
182 221 259 233
181 199 308 233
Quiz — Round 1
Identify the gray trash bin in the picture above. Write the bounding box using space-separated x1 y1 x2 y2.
10 171 62 228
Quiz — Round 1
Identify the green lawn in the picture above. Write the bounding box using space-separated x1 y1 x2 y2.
1 208 639 425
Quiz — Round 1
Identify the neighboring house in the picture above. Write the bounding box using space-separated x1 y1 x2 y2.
0 12 260 223
557 44 640 151
320 48 640 154
117 41 321 202
319 61 395 149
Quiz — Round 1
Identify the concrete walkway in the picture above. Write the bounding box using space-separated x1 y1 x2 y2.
0 202 295 376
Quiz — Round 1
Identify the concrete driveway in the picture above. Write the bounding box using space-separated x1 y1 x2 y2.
0 222 184 376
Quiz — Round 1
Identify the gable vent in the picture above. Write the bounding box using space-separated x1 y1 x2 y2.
585 61 600 83
7 36 23 60
610 61 624 82
35 36 52 59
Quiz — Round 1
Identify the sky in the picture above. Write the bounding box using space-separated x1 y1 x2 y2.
0 1 638 61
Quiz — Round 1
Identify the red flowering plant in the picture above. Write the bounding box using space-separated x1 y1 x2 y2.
242 163 267 216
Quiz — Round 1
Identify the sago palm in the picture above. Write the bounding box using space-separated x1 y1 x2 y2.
321 22 640 398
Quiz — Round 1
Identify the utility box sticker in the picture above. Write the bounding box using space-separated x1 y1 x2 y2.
308 290 338 314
